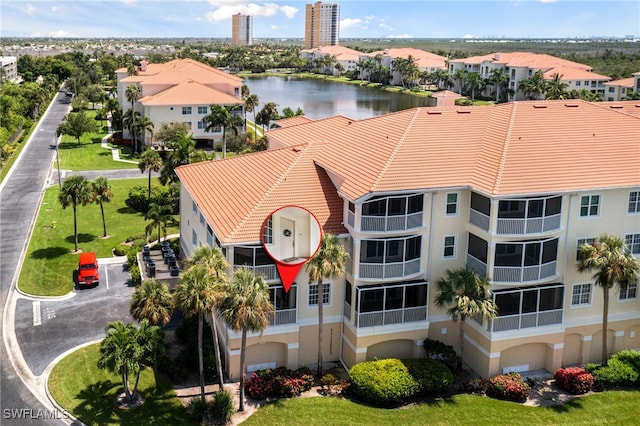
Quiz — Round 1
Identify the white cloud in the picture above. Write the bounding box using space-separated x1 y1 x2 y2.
50 29 77 37
387 34 412 39
539 0 558 3
463 34 475 39
379 23 393 32
206 0 298 21
51 5 59 12
25 3 36 16
341 18 363 31
120 0 137 5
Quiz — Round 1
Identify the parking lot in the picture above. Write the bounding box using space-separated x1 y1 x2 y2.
13 261 135 376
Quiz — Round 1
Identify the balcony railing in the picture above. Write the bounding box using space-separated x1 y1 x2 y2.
493 260 557 283
467 254 487 276
488 309 563 332
355 306 427 328
496 214 561 235
343 301 352 321
361 212 422 232
359 258 421 280
233 264 278 281
470 209 490 231
347 210 355 228
267 308 297 326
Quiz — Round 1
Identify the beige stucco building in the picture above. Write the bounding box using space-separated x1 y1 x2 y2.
176 99 640 378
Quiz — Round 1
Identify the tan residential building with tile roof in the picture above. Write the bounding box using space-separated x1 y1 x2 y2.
359 48 448 86
449 52 611 102
176 100 640 378
116 58 244 147
603 73 640 101
300 45 362 76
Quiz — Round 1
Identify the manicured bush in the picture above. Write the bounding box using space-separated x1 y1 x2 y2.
210 389 234 424
320 373 349 396
401 358 453 394
112 244 128 256
586 358 639 390
129 264 141 285
486 372 531 402
554 367 594 394
348 358 420 406
157 353 189 383
423 338 458 373
175 316 222 382
611 350 640 382
245 366 314 400
460 377 489 394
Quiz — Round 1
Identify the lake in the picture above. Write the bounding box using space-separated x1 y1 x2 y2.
242 76 431 120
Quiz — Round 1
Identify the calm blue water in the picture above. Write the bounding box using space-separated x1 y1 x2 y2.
242 76 430 120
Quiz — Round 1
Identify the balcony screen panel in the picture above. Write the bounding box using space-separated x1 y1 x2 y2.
360 288 384 312
362 240 384 263
495 244 523 266
345 279 353 305
524 243 541 266
542 239 559 263
539 287 563 311
386 240 403 263
495 292 520 316
271 286 297 309
385 287 403 310
363 199 386 216
405 284 427 308
471 192 491 216
405 236 421 260
522 289 538 313
527 200 544 218
388 198 406 216
499 200 526 218
545 197 562 215
468 233 488 263
255 247 272 265
407 194 424 214
234 246 253 265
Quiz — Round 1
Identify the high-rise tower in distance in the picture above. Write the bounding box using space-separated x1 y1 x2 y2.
232 13 253 46
304 2 340 49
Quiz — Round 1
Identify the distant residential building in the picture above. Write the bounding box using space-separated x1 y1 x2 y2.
603 72 640 101
305 2 340 49
0 56 19 82
358 48 448 86
300 45 361 76
232 13 253 47
116 58 244 148
449 52 611 101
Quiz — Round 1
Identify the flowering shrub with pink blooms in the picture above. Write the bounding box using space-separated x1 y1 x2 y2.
554 367 594 394
245 366 314 400
486 372 531 402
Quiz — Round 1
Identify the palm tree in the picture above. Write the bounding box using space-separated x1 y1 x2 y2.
487 68 509 102
133 115 154 152
435 266 498 372
219 268 273 412
125 84 141 111
144 202 174 244
59 175 93 252
464 72 485 101
138 149 162 199
122 109 140 149
130 279 175 326
159 134 195 185
244 94 259 143
90 176 113 238
174 265 216 402
203 104 244 158
304 234 349 376
453 68 467 94
185 245 230 389
577 235 640 365
518 69 546 100
545 73 569 100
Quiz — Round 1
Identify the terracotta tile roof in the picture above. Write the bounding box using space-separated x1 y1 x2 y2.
542 66 610 81
451 52 595 73
179 100 640 242
273 115 314 128
302 45 363 61
140 80 244 106
175 143 345 244
604 77 635 88
120 58 242 86
364 47 447 70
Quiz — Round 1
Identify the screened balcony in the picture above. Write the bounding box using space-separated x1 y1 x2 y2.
359 194 424 232
267 284 297 326
496 196 561 235
233 245 278 281
359 236 422 280
347 281 428 328
477 284 564 332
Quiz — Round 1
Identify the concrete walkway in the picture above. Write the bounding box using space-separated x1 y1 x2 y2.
100 119 138 164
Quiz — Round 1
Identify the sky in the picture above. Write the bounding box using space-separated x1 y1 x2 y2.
1 0 639 40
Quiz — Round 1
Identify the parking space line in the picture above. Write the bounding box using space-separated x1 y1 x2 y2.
33 301 41 326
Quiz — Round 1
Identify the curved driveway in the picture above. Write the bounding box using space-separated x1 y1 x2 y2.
0 93 144 424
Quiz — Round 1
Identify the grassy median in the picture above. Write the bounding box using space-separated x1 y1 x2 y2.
18 177 178 296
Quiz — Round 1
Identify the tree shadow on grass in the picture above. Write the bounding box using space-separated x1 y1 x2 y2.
74 380 120 425
31 246 69 260
65 233 96 245
118 207 139 215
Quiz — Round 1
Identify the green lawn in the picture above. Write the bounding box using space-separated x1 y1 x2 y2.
18 177 178 296
48 343 195 426
58 110 137 170
243 390 640 425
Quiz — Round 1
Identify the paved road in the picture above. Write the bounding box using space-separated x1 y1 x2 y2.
0 93 141 424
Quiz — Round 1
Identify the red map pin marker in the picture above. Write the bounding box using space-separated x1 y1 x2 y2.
261 206 322 293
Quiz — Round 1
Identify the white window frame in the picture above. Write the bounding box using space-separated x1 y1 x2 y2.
625 233 640 255
571 283 592 307
445 192 459 216
308 282 331 307
182 106 192 115
443 235 457 259
192 229 198 248
192 201 197 216
579 194 600 218
576 237 596 261
628 191 640 214
619 281 638 301
197 106 207 114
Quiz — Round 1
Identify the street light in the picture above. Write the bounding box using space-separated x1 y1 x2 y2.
41 129 61 188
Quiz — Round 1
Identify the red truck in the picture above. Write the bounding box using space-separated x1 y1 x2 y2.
77 252 99 286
